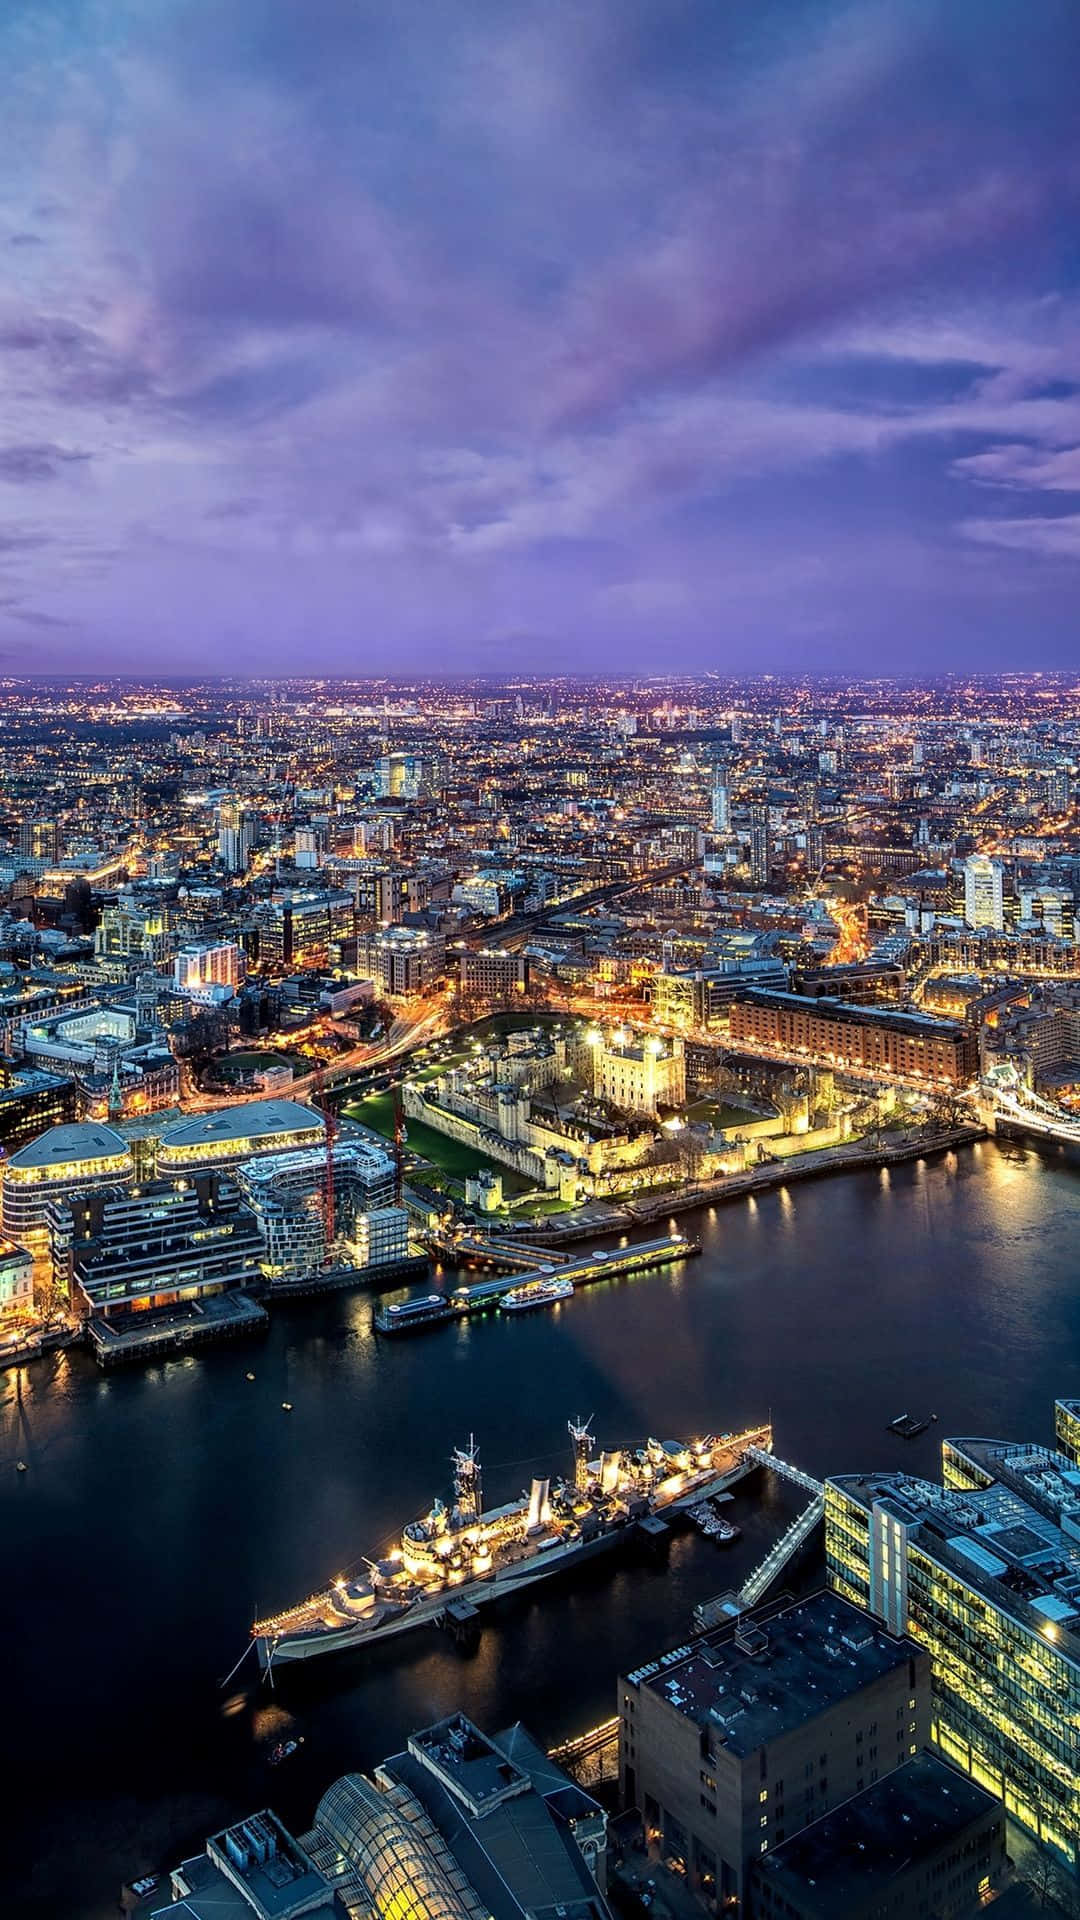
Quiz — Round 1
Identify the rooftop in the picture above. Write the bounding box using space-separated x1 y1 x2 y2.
627 1591 912 1756
7 1120 130 1171
754 1753 999 1915
832 1449 1080 1658
741 987 965 1036
385 1715 608 1920
157 1100 322 1150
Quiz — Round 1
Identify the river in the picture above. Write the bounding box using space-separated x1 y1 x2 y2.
3 1138 1079 1917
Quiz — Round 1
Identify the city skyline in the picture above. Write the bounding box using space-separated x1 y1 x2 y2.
5 0 1080 674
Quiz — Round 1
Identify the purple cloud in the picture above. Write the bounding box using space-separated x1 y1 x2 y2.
2 0 1080 666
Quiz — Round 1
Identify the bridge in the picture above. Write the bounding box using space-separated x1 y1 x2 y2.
986 1079 1080 1151
692 1449 824 1630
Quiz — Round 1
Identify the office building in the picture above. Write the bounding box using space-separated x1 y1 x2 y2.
154 1100 325 1179
619 1589 931 1907
0 1237 34 1326
749 803 771 886
711 772 731 834
236 1139 403 1280
825 1406 1080 1865
729 989 978 1085
50 1173 264 1319
255 890 354 969
174 940 244 996
151 1714 610 1920
963 854 1005 931
0 1065 76 1153
457 948 528 999
1 1120 135 1258
94 897 171 969
750 1752 1006 1920
373 925 445 996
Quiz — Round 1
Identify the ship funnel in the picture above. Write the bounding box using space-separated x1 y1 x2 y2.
527 1477 551 1529
600 1450 621 1494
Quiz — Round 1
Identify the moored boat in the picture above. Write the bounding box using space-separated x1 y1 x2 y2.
253 1416 772 1669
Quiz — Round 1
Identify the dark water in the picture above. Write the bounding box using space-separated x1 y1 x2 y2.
5 1139 1080 1918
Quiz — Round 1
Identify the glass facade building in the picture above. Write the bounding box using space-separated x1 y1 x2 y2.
825 1407 1080 1865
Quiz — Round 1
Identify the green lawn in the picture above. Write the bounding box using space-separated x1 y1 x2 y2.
684 1097 764 1131
343 1093 532 1192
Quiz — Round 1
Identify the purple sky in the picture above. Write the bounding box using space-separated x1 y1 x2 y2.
4 0 1080 676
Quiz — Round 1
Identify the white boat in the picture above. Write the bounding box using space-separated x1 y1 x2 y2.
500 1275 575 1313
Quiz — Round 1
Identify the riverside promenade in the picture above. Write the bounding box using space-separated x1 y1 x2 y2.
527 1121 986 1245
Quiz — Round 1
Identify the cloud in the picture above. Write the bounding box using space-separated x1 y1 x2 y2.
0 442 90 482
2 0 1080 664
961 513 1080 559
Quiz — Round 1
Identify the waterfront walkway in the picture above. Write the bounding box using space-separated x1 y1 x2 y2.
531 1121 985 1243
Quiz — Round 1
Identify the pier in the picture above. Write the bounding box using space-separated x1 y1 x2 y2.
86 1292 269 1369
374 1233 700 1332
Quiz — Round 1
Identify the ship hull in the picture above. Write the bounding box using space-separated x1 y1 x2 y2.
255 1430 771 1670
257 1523 627 1668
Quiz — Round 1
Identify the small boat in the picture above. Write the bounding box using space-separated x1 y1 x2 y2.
282 1401 293 1412
268 1735 304 1766
712 1515 740 1545
245 1372 255 1382
15 1460 27 1474
888 1412 931 1439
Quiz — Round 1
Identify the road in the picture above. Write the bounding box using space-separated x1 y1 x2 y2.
179 994 452 1112
462 861 692 951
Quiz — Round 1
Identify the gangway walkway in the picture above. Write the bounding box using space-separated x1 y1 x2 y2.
742 1445 823 1497
738 1495 824 1609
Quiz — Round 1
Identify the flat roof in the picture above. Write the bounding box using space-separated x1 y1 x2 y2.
741 987 965 1038
754 1753 997 1914
8 1121 130 1170
628 1592 913 1757
158 1100 322 1149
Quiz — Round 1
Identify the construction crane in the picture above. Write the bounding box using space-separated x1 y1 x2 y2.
312 1065 338 1267
392 1080 407 1207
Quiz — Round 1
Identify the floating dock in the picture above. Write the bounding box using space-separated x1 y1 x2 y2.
374 1233 699 1334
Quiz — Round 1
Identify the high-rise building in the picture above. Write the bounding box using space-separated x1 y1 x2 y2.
1047 765 1071 814
174 941 243 996
217 800 255 873
963 854 1005 931
18 818 61 863
711 770 731 834
749 803 772 887
825 1404 1080 1867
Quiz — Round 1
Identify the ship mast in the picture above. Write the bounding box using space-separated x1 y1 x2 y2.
568 1416 594 1494
452 1435 483 1523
